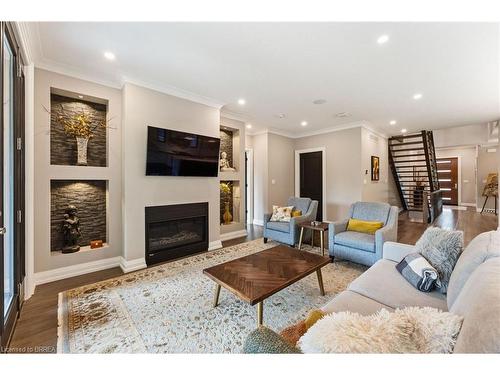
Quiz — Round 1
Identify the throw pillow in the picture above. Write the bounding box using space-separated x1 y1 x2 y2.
298 307 463 353
396 253 441 292
270 205 294 222
280 309 325 347
415 227 464 294
347 218 384 235
291 209 302 218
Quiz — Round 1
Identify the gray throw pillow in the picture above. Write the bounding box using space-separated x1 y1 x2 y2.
415 227 464 294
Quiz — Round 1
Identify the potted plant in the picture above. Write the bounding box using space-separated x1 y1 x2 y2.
45 102 112 166
412 167 426 207
220 182 233 225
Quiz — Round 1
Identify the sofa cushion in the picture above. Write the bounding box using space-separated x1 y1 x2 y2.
415 227 464 294
447 230 500 308
287 197 311 215
348 259 448 310
266 221 290 233
450 258 500 353
351 201 390 225
335 231 375 253
322 290 394 316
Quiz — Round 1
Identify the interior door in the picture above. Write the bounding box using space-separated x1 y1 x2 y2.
437 157 459 205
1 22 24 349
299 151 323 220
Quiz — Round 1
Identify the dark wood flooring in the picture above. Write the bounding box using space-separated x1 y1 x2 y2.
7 208 496 353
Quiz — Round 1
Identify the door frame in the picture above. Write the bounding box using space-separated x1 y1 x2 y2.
294 147 327 221
437 155 462 206
245 148 254 225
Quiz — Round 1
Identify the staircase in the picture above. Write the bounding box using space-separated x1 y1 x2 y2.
389 130 442 222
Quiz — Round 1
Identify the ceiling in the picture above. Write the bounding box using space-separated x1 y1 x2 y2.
29 22 499 136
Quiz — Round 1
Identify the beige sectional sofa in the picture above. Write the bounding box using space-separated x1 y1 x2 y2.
244 230 500 353
320 230 500 353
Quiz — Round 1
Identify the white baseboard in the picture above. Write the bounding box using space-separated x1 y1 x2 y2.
34 256 122 286
220 229 248 242
460 202 476 207
253 219 264 226
119 257 147 273
208 240 223 251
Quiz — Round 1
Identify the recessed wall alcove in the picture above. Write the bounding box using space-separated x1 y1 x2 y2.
50 179 108 252
50 88 109 167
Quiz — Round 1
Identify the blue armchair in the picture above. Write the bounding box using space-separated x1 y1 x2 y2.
263 197 318 247
328 202 399 266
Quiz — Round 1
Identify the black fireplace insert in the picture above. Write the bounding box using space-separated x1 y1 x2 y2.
145 202 208 265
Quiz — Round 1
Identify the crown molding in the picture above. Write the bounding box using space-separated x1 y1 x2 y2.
121 77 225 109
13 22 42 65
220 109 249 123
36 59 123 89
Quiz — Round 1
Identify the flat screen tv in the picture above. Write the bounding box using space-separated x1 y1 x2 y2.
146 126 220 177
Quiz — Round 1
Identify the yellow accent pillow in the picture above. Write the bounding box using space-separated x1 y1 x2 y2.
304 309 325 329
291 210 302 217
347 218 384 235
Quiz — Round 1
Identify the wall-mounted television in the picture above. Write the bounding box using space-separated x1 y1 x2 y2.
146 126 220 177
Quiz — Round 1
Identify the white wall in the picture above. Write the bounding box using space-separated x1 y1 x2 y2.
361 128 390 203
477 145 499 211
294 127 363 220
121 83 221 263
252 133 269 225
434 123 489 148
436 146 477 206
268 133 295 209
33 69 123 273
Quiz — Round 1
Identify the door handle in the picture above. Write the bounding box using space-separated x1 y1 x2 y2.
454 183 458 189
0 227 6 235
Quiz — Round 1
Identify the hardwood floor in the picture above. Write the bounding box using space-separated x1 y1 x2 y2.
6 209 496 353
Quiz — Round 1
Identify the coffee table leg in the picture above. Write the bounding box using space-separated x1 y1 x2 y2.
298 227 304 250
257 301 264 327
316 269 325 296
213 284 221 308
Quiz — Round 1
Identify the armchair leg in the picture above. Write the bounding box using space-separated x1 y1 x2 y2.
329 256 335 263
263 237 268 244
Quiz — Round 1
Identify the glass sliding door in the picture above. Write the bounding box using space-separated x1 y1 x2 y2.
1 22 25 350
2 29 15 321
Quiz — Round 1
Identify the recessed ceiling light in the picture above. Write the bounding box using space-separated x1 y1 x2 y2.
246 124 252 129
413 93 423 100
313 99 327 105
389 120 397 125
335 112 352 118
238 98 246 105
104 51 115 61
78 95 84 99
377 35 389 44
301 121 308 127
401 128 408 133
278 113 286 119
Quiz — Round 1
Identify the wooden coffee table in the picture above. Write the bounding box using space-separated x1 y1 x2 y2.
203 245 330 327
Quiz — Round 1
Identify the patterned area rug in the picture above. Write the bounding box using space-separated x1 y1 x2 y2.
58 239 366 353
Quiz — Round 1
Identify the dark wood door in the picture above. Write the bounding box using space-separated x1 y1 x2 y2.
299 151 323 220
437 157 459 205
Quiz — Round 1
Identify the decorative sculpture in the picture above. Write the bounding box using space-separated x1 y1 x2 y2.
61 205 81 253
219 151 236 172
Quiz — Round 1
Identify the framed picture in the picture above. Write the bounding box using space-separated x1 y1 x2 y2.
371 156 380 181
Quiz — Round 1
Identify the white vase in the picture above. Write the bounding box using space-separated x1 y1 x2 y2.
76 136 89 166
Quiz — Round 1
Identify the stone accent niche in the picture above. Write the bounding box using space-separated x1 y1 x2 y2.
50 93 108 167
51 180 107 251
219 129 234 168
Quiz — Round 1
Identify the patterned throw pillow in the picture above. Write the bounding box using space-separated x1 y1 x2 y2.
270 205 294 222
415 227 464 294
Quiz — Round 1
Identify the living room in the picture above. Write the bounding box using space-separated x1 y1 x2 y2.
1 0 500 372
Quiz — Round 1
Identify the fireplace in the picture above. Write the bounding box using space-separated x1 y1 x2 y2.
145 202 208 265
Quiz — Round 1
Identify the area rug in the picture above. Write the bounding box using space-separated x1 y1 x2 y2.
57 239 366 353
